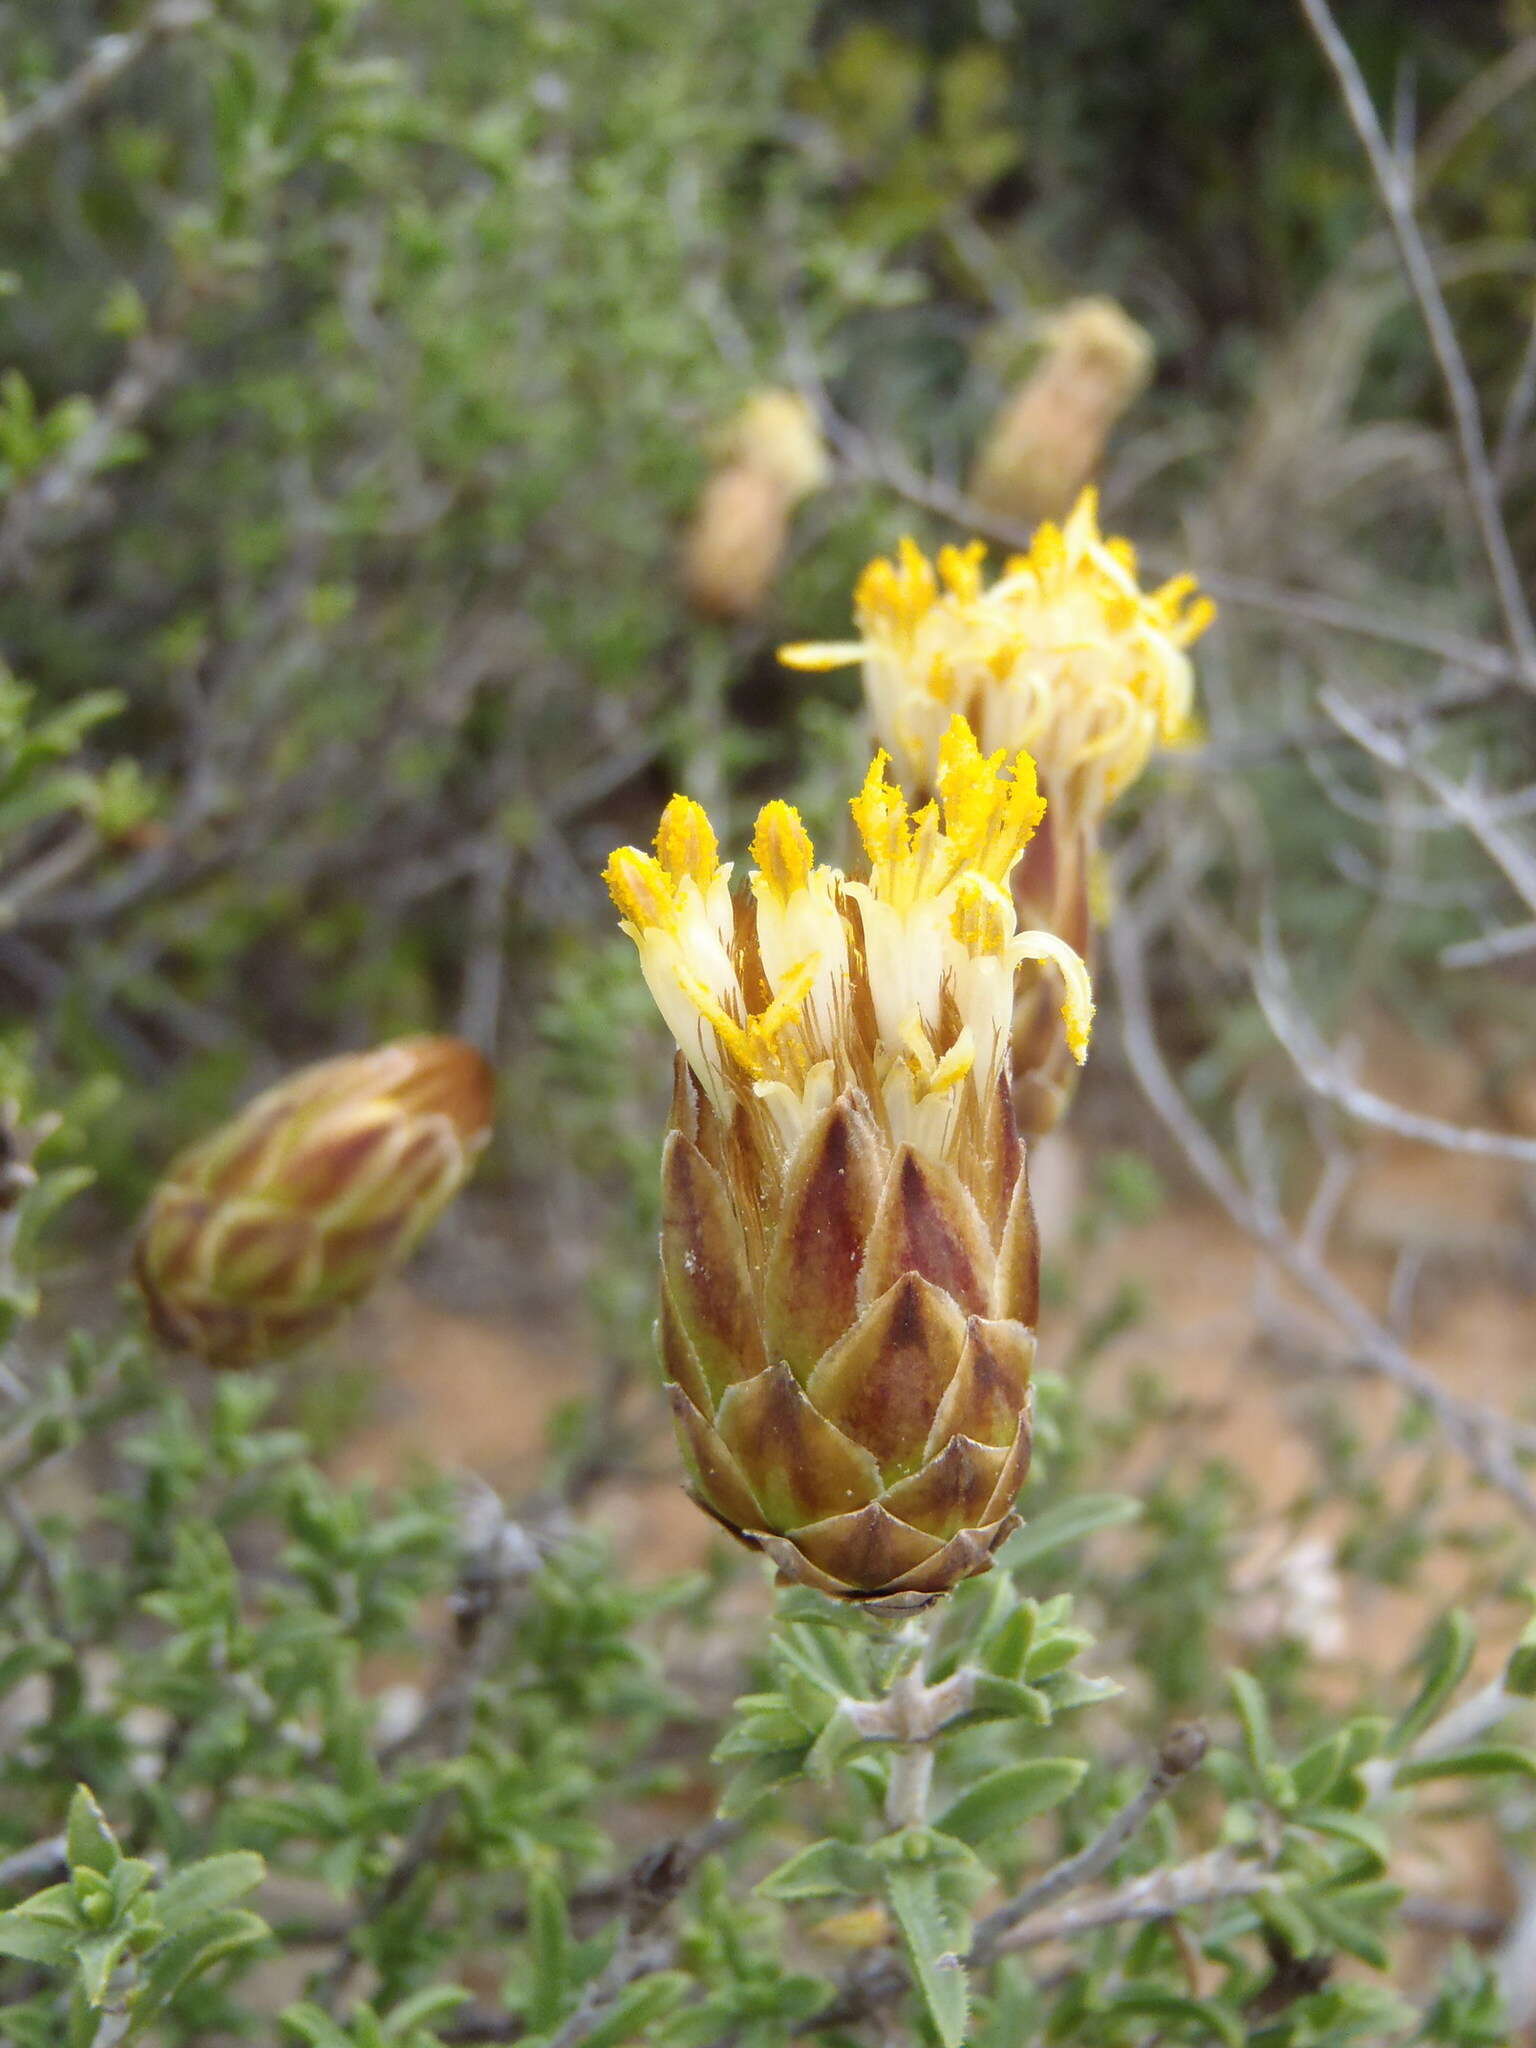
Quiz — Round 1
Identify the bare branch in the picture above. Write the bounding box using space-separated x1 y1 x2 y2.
0 2 212 160
1108 897 1536 1528
1323 690 1536 917
1295 0 1536 683
1253 934 1536 1165
992 1847 1280 1954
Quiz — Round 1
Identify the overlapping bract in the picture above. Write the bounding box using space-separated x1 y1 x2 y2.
606 722 1090 1606
135 1036 494 1369
781 488 1212 1132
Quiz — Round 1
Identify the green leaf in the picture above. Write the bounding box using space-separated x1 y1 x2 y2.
1390 1610 1476 1753
154 1852 265 1932
715 1750 807 1820
1290 1733 1349 1805
1256 1888 1318 1960
76 1926 136 2007
1301 1886 1396 1968
803 1702 871 1781
66 1787 119 1878
934 1758 1087 1847
1294 1809 1389 1878
1101 1987 1244 2047
576 1972 690 2048
998 1495 1140 1574
0 1902 77 1966
884 1865 969 2048
1395 1744 1536 1787
963 1674 1053 1726
134 1909 269 2023
526 1866 570 2033
1228 1670 1277 1777
758 1839 879 1902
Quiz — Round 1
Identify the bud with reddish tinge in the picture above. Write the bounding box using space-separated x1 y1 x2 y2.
135 1036 494 1368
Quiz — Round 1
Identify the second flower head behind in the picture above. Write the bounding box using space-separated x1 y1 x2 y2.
603 715 1093 1182
780 488 1213 821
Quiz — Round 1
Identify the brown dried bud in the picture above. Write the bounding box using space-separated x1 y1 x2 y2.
969 298 1154 527
134 1036 494 1369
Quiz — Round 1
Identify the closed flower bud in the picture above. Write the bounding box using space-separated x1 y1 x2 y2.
606 720 1092 1609
135 1036 494 1369
679 390 830 621
969 297 1154 527
781 491 1211 1135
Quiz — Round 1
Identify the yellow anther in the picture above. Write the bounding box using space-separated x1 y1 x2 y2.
898 1011 938 1079
923 1030 975 1098
850 750 911 869
750 801 815 906
603 846 676 931
950 875 1012 958
925 649 957 705
937 539 987 602
655 796 719 887
934 717 1045 880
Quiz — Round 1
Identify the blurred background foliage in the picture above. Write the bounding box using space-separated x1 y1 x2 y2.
2 0 1530 1217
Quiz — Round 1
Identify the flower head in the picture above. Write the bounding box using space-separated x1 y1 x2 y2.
781 488 1212 822
604 720 1091 1607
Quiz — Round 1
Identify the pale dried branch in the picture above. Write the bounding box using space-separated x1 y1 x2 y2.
1108 897 1536 1527
1323 690 1536 917
0 1 212 159
1253 932 1536 1165
992 1847 1280 1955
1295 0 1536 683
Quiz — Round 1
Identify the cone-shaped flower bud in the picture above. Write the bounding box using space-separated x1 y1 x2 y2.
605 719 1092 1609
780 490 1211 1133
135 1036 495 1369
968 297 1154 527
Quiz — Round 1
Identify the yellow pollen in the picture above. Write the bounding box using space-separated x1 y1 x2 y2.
855 538 938 637
950 875 1012 957
850 750 912 869
603 846 676 932
926 649 957 705
751 800 815 906
655 796 719 887
935 717 1045 879
675 957 816 1084
937 538 986 602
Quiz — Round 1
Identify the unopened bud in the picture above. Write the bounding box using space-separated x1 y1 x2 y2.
1159 1720 1210 1778
970 297 1153 526
134 1036 494 1369
680 390 829 620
